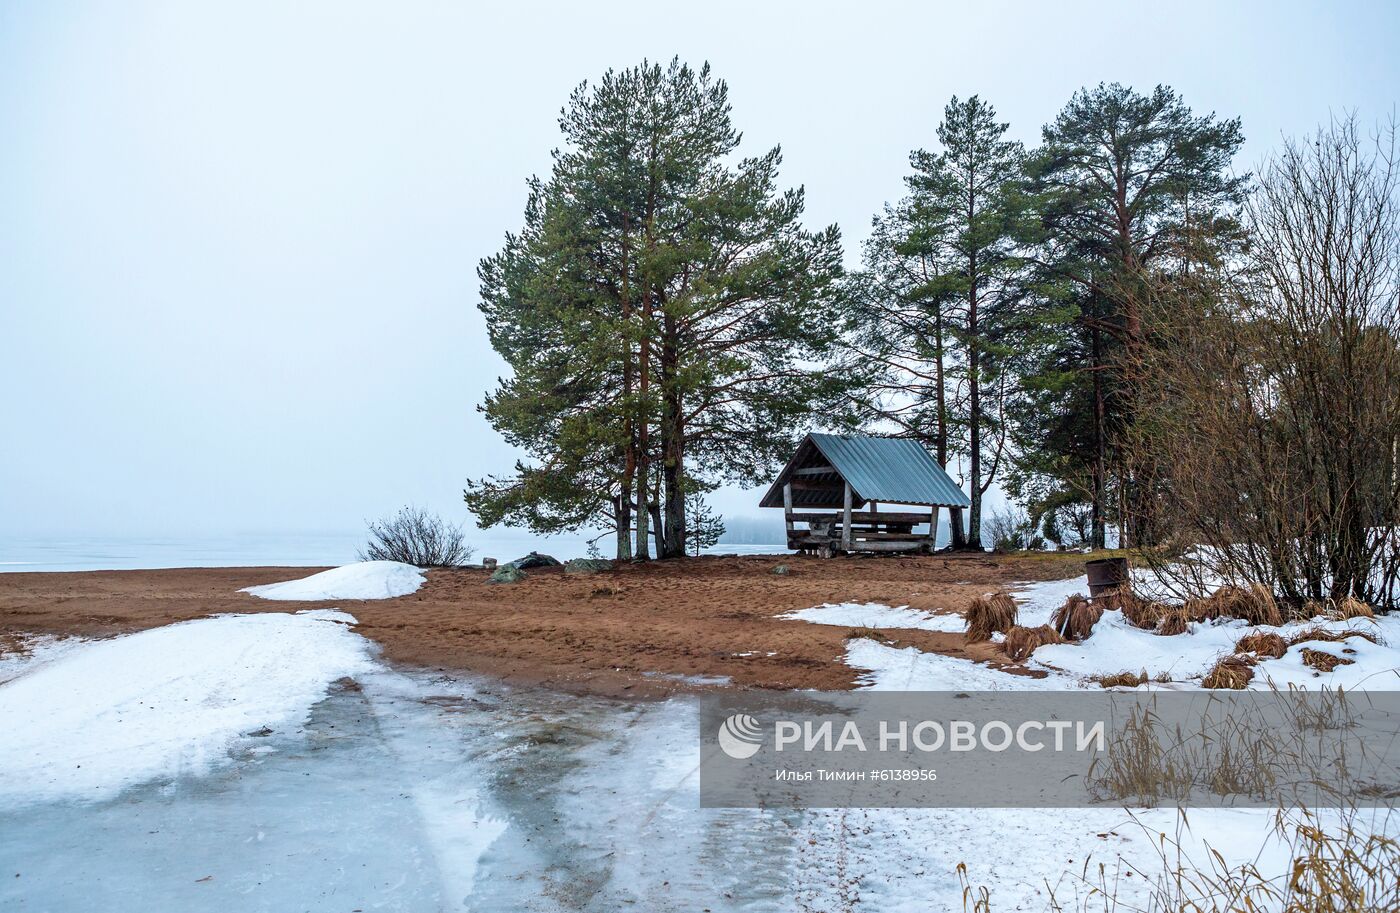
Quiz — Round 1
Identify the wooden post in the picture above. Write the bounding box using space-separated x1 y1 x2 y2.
841 481 853 552
783 482 794 546
930 505 939 549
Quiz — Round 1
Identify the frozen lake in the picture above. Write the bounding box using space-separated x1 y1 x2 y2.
0 665 806 912
0 534 787 573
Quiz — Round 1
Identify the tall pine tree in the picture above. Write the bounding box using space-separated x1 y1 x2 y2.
468 59 850 558
847 96 1025 547
1020 84 1246 547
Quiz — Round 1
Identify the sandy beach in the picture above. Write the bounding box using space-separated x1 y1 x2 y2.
0 552 1088 696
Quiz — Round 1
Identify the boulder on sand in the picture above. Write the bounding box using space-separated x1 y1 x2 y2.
507 552 562 570
487 565 526 584
564 558 614 575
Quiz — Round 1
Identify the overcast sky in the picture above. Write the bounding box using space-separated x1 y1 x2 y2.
2 0 1397 538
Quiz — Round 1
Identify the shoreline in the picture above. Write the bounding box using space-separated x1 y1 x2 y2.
0 553 1089 697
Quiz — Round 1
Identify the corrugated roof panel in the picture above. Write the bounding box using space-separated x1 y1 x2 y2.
758 433 971 509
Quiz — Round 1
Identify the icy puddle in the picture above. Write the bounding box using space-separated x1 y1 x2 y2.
0 622 803 913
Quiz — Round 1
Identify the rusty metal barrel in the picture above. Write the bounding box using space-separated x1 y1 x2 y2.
1085 557 1129 598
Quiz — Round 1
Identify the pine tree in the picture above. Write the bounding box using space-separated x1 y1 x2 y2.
843 201 963 541
847 96 1025 548
1020 84 1246 547
684 491 725 556
468 59 850 558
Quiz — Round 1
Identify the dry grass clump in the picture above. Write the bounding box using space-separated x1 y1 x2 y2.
1301 648 1356 673
1328 595 1375 620
1093 670 1149 688
846 627 885 642
965 592 1017 642
1050 594 1103 641
1156 608 1190 636
1288 626 1380 647
1101 587 1164 629
1203 655 1255 689
1235 630 1289 659
1184 595 1222 622
1208 584 1284 626
1002 624 1065 662
962 805 1400 913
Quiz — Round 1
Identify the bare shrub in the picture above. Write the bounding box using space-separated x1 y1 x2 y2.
1301 648 1355 673
1050 594 1102 640
1002 624 1065 661
361 506 475 568
965 593 1018 642
983 505 1045 552
1235 631 1288 659
1202 655 1254 689
1130 116 1400 612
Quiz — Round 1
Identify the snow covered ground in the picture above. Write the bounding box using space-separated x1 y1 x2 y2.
789 574 1400 693
240 560 425 600
0 610 372 805
777 601 966 633
778 575 1400 909
2 572 1397 911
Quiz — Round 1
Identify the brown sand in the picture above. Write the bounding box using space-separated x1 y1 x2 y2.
0 552 1088 697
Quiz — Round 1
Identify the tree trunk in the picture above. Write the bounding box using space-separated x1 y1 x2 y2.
660 310 685 558
614 492 631 561
634 159 659 561
634 307 652 560
934 290 967 550
648 501 666 559
967 242 982 549
1090 300 1107 550
617 213 635 561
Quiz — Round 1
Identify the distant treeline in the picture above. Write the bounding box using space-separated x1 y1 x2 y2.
465 58 1400 609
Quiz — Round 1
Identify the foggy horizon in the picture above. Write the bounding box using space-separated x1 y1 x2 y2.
4 1 1397 540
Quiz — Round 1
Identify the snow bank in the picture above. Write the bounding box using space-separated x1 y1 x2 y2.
1017 576 1400 690
1257 623 1400 690
835 575 1400 691
240 560 425 600
778 602 966 633
0 610 373 805
1032 610 1247 681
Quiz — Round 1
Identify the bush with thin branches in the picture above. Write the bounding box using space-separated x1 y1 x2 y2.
360 506 475 568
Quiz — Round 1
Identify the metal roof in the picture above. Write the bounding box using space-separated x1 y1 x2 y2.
759 433 971 510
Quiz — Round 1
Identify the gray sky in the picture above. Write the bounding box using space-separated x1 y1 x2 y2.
2 0 1397 538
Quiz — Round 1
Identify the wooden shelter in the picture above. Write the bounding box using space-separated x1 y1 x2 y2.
759 433 972 556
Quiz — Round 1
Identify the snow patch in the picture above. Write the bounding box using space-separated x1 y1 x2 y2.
1031 610 1248 681
837 575 1400 691
1256 626 1400 690
0 610 374 805
240 560 425 600
1011 574 1090 627
845 638 1080 691
778 602 966 633
0 635 85 686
